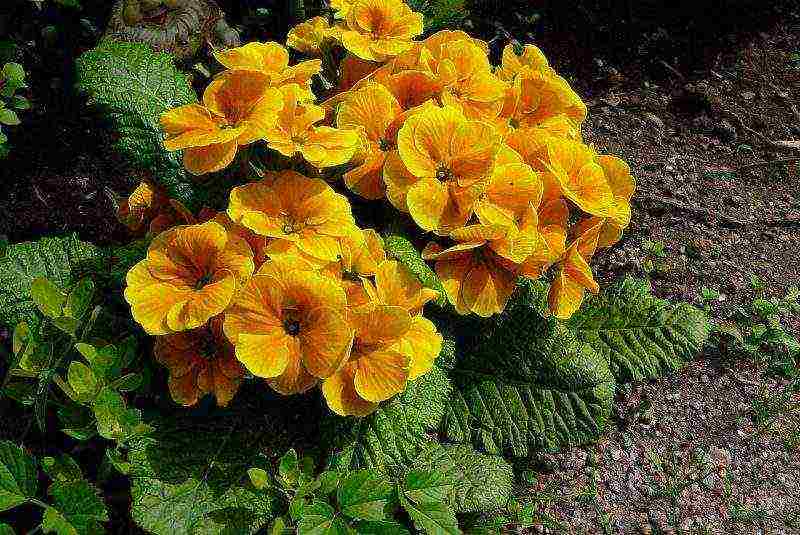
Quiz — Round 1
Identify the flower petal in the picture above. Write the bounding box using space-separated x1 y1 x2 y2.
354 349 409 402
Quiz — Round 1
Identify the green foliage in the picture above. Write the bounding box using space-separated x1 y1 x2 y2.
0 234 107 329
0 523 14 535
383 235 447 307
407 0 467 30
0 442 108 534
0 62 28 158
568 277 711 383
75 41 207 211
443 282 615 457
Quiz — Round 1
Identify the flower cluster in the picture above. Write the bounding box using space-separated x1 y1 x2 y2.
125 171 441 414
124 0 634 411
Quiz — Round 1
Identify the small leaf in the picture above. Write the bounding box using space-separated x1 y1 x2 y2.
402 470 453 505
248 468 269 490
337 470 393 522
41 455 83 483
42 479 108 535
10 96 29 110
399 495 461 535
51 317 80 337
65 279 94 320
278 449 300 488
0 441 38 512
0 109 19 126
316 471 340 496
30 277 66 318
270 517 286 535
1 63 24 84
92 388 126 440
297 501 348 535
67 362 99 402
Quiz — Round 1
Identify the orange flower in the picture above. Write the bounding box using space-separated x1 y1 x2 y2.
326 230 387 307
548 220 603 319
505 67 586 129
153 316 245 407
423 225 518 317
198 209 270 268
322 302 441 416
338 0 424 62
161 70 283 175
336 83 405 199
117 181 166 234
372 259 440 315
227 171 359 263
124 221 255 335
264 84 359 168
223 261 352 394
517 198 569 279
214 42 321 97
596 155 635 246
496 43 549 82
392 105 502 234
287 16 336 55
543 138 613 216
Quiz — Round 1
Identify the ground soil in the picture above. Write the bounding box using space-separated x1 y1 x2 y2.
1 1 798 534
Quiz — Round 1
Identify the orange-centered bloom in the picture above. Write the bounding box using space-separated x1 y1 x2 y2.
338 0 424 62
392 105 502 235
548 220 603 319
322 302 441 416
124 221 255 335
214 41 322 97
161 70 283 175
264 84 359 168
153 316 245 407
336 82 405 199
223 261 353 394
423 225 518 317
228 171 359 263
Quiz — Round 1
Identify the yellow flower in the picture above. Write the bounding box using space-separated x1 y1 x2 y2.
214 41 322 97
336 82 405 199
153 316 244 407
322 302 441 416
543 138 613 217
506 67 587 129
496 43 549 82
287 16 336 55
124 221 255 335
264 84 359 167
228 171 359 263
223 261 352 393
160 70 283 175
517 198 569 279
327 229 387 307
597 155 635 246
372 259 440 316
548 219 603 319
423 225 518 317
393 105 502 234
339 0 424 62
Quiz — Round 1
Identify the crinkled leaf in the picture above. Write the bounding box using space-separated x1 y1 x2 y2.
75 41 207 211
0 441 38 512
443 281 615 457
351 520 411 535
0 235 107 329
337 470 393 521
567 277 711 383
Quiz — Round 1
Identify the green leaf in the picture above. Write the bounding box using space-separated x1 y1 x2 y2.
0 234 107 329
0 109 19 126
337 470 393 521
248 468 270 490
383 235 447 306
567 277 711 383
1 63 25 85
92 388 126 439
0 441 38 512
351 520 410 535
399 495 460 535
128 415 281 535
42 479 108 535
0 522 15 535
327 365 451 472
75 41 205 211
41 455 83 483
67 362 99 403
402 470 453 504
443 282 615 457
297 502 348 535
315 471 340 496
65 279 95 320
30 277 66 318
278 449 300 488
10 95 30 110
409 444 512 514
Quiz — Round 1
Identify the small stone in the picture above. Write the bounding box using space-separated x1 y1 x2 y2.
712 120 737 143
643 112 665 130
741 90 756 100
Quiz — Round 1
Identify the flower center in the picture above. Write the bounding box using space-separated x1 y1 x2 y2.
195 273 213 290
283 319 301 336
436 165 454 182
342 270 361 282
378 138 391 151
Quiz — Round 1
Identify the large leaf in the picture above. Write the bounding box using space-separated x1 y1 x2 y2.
75 41 205 211
127 414 280 535
409 444 512 514
383 235 447 307
0 441 38 512
568 277 711 383
0 235 107 329
327 366 451 472
42 479 109 535
442 282 615 457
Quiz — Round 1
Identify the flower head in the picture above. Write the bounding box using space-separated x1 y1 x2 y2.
505 67 586 129
161 70 283 175
287 16 336 55
223 261 352 394
228 171 359 263
264 84 359 167
392 105 502 234
543 138 613 217
325 229 387 307
548 219 603 319
124 221 255 335
517 198 568 279
154 316 245 407
338 0 424 62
